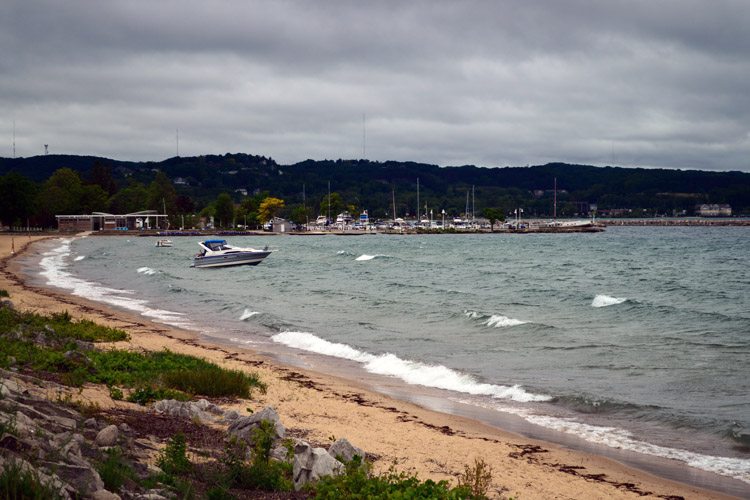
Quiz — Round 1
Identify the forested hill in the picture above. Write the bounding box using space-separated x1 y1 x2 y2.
2 154 750 219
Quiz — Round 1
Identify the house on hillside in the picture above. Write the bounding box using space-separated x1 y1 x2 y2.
696 204 732 217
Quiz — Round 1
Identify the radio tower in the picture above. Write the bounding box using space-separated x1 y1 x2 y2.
44 144 48 155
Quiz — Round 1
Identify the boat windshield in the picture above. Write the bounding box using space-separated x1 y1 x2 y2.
205 240 228 251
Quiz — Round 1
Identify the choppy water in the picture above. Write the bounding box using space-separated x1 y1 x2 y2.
30 227 750 492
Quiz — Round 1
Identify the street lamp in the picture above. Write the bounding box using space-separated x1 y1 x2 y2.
515 208 524 229
441 209 445 229
430 209 433 230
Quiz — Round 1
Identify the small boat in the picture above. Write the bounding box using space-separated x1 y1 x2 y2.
155 239 173 247
191 239 271 268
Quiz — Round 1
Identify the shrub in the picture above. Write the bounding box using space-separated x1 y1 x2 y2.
96 447 136 493
162 366 266 399
312 458 481 499
126 385 189 406
0 289 9 298
157 432 192 477
0 458 64 500
457 458 493 499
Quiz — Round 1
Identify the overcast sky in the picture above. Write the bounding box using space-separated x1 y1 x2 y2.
2 1 749 172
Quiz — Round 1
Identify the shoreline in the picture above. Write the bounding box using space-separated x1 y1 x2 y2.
1 234 746 499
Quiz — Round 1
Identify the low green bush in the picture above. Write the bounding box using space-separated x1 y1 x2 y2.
96 447 137 493
312 458 483 500
0 458 64 500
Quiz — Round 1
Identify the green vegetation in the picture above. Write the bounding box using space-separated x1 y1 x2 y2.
96 447 137 494
0 305 266 400
0 308 129 344
3 153 750 229
0 289 9 298
312 456 485 500
0 459 65 500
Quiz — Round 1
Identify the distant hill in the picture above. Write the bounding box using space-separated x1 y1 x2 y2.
2 154 749 216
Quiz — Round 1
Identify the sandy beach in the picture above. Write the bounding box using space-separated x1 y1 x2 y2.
0 233 743 500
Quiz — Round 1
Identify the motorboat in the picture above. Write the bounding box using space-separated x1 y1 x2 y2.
191 239 271 268
155 239 173 247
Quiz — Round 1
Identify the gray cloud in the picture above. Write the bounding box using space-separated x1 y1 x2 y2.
2 0 749 171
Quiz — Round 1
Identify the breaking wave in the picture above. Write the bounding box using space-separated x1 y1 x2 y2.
591 294 627 307
271 331 549 402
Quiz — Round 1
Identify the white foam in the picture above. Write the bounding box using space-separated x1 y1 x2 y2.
240 309 260 320
38 239 191 329
74 256 86 261
137 267 156 275
271 331 550 402
451 398 750 484
355 254 376 261
485 314 527 328
592 294 627 307
465 310 527 327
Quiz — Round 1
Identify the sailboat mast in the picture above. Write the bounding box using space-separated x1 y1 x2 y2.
554 177 557 222
392 188 396 223
417 178 420 222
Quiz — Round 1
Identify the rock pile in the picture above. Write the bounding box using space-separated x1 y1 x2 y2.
0 368 366 498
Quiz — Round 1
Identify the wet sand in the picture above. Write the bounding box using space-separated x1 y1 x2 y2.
1 233 745 499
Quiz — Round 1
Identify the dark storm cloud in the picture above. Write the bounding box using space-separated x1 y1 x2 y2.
2 0 749 171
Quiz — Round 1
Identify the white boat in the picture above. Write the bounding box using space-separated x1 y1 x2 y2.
155 239 173 247
191 239 271 268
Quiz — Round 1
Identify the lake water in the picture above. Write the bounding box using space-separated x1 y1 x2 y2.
28 227 750 495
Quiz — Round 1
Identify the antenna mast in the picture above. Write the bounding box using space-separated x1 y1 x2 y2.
176 128 179 157
12 120 16 158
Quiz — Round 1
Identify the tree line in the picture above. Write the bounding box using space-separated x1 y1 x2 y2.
1 154 749 229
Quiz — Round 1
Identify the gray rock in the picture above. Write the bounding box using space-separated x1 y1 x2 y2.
226 406 285 447
53 463 105 495
329 437 365 464
293 440 343 491
84 418 99 429
0 298 14 310
152 399 218 423
95 425 119 447
223 409 241 421
271 444 292 463
92 490 122 500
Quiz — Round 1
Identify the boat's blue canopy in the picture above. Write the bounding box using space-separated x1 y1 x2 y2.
202 239 227 244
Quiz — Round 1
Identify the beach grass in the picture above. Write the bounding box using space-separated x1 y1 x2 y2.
0 304 266 400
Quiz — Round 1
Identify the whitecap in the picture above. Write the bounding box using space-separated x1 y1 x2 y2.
74 256 86 261
485 314 527 328
137 267 156 275
271 331 550 402
240 309 260 321
355 254 376 261
592 294 627 307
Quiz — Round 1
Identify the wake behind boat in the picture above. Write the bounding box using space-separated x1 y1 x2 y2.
191 239 271 268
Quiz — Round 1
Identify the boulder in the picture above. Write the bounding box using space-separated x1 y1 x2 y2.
52 463 105 495
226 406 286 447
95 425 119 447
329 437 365 464
293 440 343 491
152 399 219 423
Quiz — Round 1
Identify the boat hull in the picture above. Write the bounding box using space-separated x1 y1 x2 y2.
191 251 271 268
